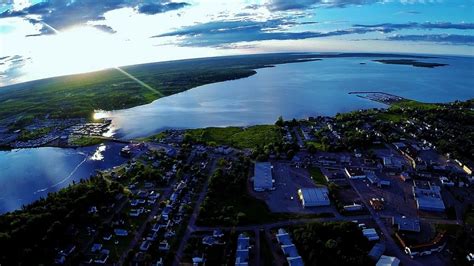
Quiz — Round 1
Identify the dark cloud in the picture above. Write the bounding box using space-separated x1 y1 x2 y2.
386 34 474 45
396 10 421 15
0 0 190 35
152 19 389 47
266 0 379 11
354 22 474 31
138 2 189 15
92 24 117 34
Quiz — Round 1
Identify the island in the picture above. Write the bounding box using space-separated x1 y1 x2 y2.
373 59 448 68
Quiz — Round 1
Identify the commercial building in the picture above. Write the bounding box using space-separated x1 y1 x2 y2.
253 162 274 192
344 167 366 179
412 182 445 212
392 216 421 233
297 187 330 207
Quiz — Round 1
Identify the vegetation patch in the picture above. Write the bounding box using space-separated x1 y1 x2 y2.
69 136 104 146
309 167 327 185
186 125 282 150
290 222 372 266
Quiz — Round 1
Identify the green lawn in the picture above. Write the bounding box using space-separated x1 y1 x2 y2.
391 100 441 111
186 125 282 150
309 167 327 185
306 141 328 152
69 136 104 146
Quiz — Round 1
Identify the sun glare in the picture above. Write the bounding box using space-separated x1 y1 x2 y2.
23 26 126 79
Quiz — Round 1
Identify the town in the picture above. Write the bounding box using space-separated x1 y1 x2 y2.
0 99 473 266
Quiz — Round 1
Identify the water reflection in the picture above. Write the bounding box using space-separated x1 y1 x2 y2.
0 143 128 213
90 144 106 161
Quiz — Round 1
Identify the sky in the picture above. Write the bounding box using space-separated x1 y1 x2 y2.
0 0 473 86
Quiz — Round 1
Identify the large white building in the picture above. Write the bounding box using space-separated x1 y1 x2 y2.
297 187 330 207
253 162 274 192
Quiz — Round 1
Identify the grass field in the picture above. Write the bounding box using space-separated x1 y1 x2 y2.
390 99 441 111
0 54 318 128
309 167 327 185
186 125 282 149
69 136 105 146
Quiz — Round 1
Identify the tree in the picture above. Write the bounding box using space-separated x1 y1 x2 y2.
275 116 284 127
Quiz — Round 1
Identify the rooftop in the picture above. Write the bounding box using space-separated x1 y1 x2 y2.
392 216 421 233
254 162 273 191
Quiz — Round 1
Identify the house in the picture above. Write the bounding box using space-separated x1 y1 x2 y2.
91 243 103 253
275 229 304 266
363 228 380 241
140 241 151 251
253 162 274 192
343 203 363 212
392 216 421 233
344 167 366 179
94 250 110 264
400 172 411 181
368 243 386 261
159 240 170 251
297 187 330 207
130 207 144 217
213 229 224 238
354 149 362 158
383 157 402 170
202 236 218 246
162 205 172 220
439 176 454 187
376 255 400 266
114 229 129 236
235 233 250 266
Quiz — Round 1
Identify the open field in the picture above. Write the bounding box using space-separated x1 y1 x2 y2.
186 125 282 150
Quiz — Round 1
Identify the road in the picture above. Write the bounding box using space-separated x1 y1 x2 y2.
172 156 217 266
348 179 424 266
117 178 179 265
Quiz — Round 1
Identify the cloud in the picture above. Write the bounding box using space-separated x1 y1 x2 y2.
0 55 30 86
152 19 389 47
266 0 379 11
386 34 474 45
138 2 189 15
354 22 474 31
0 0 190 35
395 10 421 15
92 24 117 34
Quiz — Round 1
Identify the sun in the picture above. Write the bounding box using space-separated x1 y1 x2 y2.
22 26 126 80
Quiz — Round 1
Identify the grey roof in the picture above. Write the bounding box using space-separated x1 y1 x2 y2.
413 186 445 211
282 244 299 257
254 162 273 190
288 256 304 266
392 216 421 232
276 232 292 245
368 243 386 260
298 187 330 206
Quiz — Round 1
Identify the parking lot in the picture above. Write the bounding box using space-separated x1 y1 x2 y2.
350 173 419 218
252 162 336 214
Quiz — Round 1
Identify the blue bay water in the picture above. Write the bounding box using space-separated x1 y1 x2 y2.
0 143 128 213
107 56 474 139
